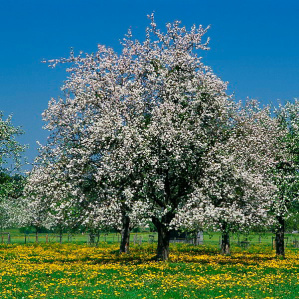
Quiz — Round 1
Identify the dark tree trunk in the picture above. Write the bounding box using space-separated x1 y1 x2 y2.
89 233 95 245
59 230 63 244
35 230 38 243
275 215 285 257
221 231 230 255
152 214 174 261
221 224 230 255
156 222 170 261
119 215 131 253
96 232 100 246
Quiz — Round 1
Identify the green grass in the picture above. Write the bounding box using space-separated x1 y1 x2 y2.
2 228 299 248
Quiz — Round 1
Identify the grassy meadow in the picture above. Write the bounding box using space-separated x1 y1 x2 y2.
0 242 298 299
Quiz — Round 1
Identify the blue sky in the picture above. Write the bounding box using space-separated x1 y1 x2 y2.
1 0 299 170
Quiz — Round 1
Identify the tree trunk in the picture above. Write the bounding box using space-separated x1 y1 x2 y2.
156 223 170 261
89 233 95 245
96 232 100 246
275 215 285 257
119 215 131 253
152 216 172 261
35 229 38 243
221 224 230 255
59 230 63 244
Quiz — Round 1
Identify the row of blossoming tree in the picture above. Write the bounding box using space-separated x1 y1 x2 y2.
16 15 298 261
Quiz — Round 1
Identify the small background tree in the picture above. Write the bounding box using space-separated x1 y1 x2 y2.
271 100 299 257
0 112 26 231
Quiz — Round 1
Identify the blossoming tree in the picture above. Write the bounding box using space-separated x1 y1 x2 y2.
26 14 289 261
175 100 284 255
271 100 299 257
26 14 234 260
0 112 26 230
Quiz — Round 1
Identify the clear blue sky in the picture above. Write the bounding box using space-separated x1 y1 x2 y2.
1 0 298 170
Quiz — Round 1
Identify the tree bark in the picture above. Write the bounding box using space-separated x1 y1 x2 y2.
275 215 285 257
89 233 95 245
96 232 100 246
35 230 38 243
156 223 170 261
59 230 63 244
152 216 173 261
221 225 230 255
119 215 131 253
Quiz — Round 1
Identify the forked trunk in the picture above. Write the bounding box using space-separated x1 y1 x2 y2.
119 215 131 253
275 215 285 258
